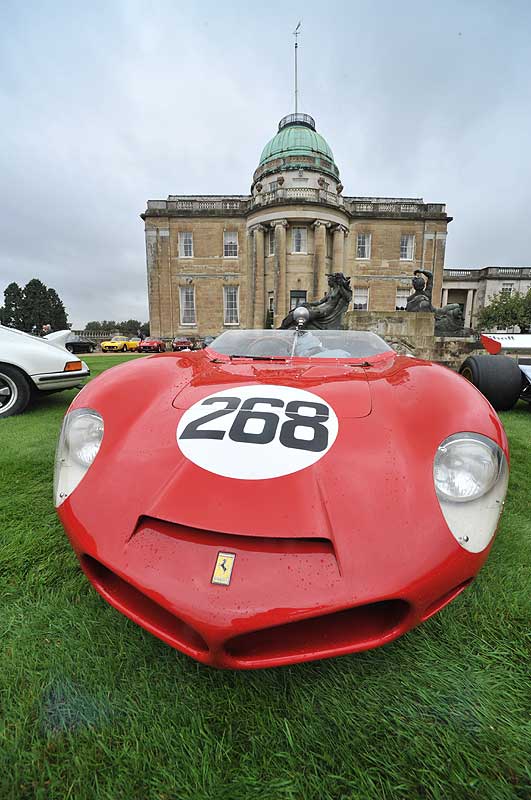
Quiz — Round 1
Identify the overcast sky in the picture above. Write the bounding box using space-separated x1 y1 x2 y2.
2 0 531 327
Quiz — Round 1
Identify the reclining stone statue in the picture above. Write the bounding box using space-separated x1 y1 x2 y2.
280 273 353 330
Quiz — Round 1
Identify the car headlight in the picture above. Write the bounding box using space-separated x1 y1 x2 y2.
54 408 104 507
434 433 508 553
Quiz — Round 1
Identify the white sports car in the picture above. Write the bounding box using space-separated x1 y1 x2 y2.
0 326 90 418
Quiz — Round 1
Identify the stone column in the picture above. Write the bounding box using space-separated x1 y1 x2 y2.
252 225 266 328
273 220 288 327
432 231 447 306
246 228 254 327
332 225 348 275
313 220 328 300
464 289 474 328
442 288 448 306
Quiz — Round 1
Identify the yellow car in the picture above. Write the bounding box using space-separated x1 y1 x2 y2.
100 336 130 353
126 337 142 351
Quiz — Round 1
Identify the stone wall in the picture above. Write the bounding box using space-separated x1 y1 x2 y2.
343 310 480 369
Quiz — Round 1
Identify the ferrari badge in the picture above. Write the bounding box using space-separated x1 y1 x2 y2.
211 552 236 586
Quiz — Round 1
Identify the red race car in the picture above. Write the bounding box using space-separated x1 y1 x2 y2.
54 328 509 669
137 337 166 353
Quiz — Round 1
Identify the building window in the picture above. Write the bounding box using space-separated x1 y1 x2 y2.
179 286 196 325
501 282 514 296
353 287 369 310
290 290 307 310
269 180 278 192
268 228 275 256
223 231 238 258
223 285 239 325
266 291 274 328
178 231 193 258
400 234 415 261
356 233 372 259
292 227 308 253
396 287 410 310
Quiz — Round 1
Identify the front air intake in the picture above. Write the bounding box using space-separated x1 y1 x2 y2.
225 599 410 665
81 555 209 655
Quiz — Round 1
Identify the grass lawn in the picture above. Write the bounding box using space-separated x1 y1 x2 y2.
0 354 530 800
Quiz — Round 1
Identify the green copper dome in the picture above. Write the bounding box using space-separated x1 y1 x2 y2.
259 113 336 166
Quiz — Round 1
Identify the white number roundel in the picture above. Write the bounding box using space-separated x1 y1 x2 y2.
176 384 339 480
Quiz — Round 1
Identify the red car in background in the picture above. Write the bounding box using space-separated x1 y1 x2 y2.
138 337 166 353
54 328 509 669
172 337 193 351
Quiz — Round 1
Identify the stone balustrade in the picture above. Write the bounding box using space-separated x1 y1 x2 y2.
145 195 448 218
444 267 531 281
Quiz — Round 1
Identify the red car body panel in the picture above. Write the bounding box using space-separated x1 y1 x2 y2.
57 349 508 668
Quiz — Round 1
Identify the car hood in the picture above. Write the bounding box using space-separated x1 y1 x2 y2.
64 351 507 580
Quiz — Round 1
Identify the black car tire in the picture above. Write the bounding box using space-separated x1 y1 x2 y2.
89 344 95 353
0 364 32 418
459 354 522 411
122 345 127 352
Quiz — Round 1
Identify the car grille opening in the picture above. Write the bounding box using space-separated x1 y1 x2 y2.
225 599 410 663
81 554 209 655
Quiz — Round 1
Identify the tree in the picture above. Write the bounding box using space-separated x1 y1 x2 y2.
21 279 53 331
478 289 531 333
1 282 24 329
47 287 68 330
85 320 116 332
84 320 149 335
1 279 69 331
117 319 142 335
521 290 531 333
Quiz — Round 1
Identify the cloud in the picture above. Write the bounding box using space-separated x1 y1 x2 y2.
1 0 531 326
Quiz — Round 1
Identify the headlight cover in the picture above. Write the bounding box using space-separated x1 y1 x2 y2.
434 433 508 553
54 408 104 507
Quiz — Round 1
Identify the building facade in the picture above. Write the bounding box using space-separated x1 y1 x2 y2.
442 266 531 327
142 113 452 338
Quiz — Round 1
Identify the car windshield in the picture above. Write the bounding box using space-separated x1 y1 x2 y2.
208 329 392 359
111 336 127 341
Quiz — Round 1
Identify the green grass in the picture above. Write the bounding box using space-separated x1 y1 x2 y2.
1 355 530 800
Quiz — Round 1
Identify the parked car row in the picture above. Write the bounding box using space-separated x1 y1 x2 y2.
62 334 216 354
